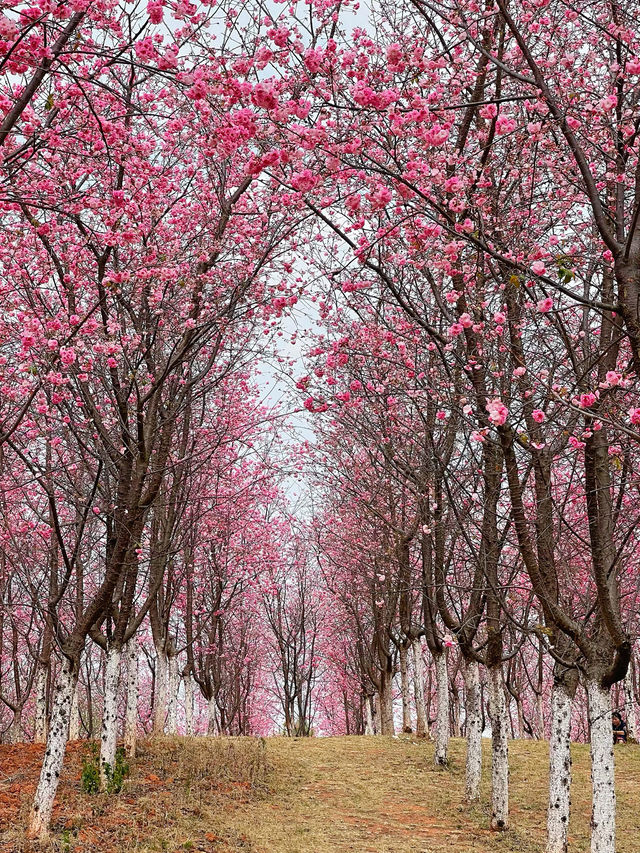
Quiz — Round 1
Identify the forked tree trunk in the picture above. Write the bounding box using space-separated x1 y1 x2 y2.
167 653 179 735
489 664 509 831
124 639 139 757
587 680 616 853
434 651 449 765
99 644 122 789
184 672 194 737
464 658 482 802
547 680 573 853
399 644 412 732
27 657 78 839
412 639 427 737
68 684 80 741
624 663 637 741
34 661 48 743
153 644 168 735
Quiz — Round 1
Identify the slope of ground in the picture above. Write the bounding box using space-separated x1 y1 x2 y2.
1 735 639 853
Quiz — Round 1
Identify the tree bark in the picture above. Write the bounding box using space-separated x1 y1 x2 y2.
434 651 449 765
207 696 217 735
547 681 573 853
624 662 637 741
489 664 509 831
124 639 139 757
412 639 427 737
587 680 616 853
378 677 395 735
167 652 179 735
364 694 375 735
184 672 194 737
464 658 482 802
34 661 48 743
99 644 122 790
27 657 78 839
68 683 80 741
399 643 412 733
153 643 168 735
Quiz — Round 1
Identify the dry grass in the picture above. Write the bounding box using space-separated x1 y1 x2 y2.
1 735 639 853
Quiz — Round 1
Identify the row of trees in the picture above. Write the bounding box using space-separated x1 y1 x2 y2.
1 2 640 853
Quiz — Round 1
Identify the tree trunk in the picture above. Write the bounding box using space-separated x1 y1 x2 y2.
124 639 138 757
27 657 78 839
153 643 168 735
412 639 427 737
464 658 482 802
536 692 545 740
489 664 509 831
547 681 573 853
378 677 395 735
99 644 122 790
184 672 194 737
399 643 412 733
34 661 48 743
434 651 449 766
167 652 179 735
207 696 217 735
624 662 637 741
68 683 80 741
8 707 22 744
587 680 616 853
364 694 375 735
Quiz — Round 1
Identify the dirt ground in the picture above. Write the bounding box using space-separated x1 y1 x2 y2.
1 735 640 853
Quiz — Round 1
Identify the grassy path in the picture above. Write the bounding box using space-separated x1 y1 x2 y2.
2 736 640 852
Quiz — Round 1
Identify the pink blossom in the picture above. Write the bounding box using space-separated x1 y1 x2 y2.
605 370 621 386
251 83 279 111
486 398 508 426
579 392 596 408
537 296 553 313
494 311 506 324
531 261 547 275
60 347 76 366
290 169 317 192
147 0 164 23
532 409 545 423
629 407 640 425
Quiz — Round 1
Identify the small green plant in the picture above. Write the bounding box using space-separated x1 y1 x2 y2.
81 743 129 794
81 743 100 794
104 746 130 794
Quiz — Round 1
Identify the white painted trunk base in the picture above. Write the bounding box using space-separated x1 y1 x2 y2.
489 664 509 831
546 682 573 853
100 645 122 790
434 651 449 766
124 639 139 757
184 673 194 737
464 659 482 802
153 646 168 735
27 659 77 839
207 696 217 735
379 680 395 735
400 644 412 732
587 681 616 853
412 639 427 737
68 684 80 741
624 664 637 742
167 654 179 735
34 662 48 743
364 695 375 735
